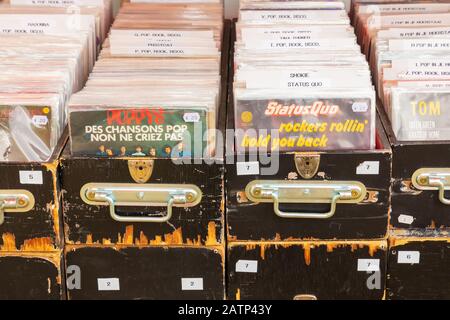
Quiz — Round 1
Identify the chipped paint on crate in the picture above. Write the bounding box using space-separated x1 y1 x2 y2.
1 233 17 251
22 237 54 251
227 229 389 243
44 159 62 246
389 229 450 247
65 243 224 255
135 231 148 245
73 221 220 247
303 243 311 266
231 240 386 261
350 243 380 256
0 233 55 252
47 278 51 294
205 221 220 246
390 236 450 247
49 202 61 247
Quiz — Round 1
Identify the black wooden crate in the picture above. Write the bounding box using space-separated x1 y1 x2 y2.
0 131 67 251
60 21 232 247
378 105 450 230
61 155 224 246
227 240 387 300
65 245 224 300
0 251 63 300
225 21 391 241
225 139 391 241
226 82 391 241
387 229 450 300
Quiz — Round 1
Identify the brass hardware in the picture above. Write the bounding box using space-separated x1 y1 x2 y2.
399 180 421 194
128 159 154 184
294 294 318 300
87 191 96 201
412 168 450 205
245 180 366 219
294 154 320 179
0 190 35 225
80 183 202 223
364 190 379 203
236 191 249 203
186 192 194 202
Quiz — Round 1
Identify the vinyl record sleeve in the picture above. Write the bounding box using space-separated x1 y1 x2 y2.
234 93 376 152
391 89 450 141
0 104 53 162
70 106 208 158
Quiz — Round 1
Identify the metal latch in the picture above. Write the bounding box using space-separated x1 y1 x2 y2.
80 183 202 223
0 190 35 225
245 180 366 219
412 168 450 205
295 153 320 179
128 159 154 184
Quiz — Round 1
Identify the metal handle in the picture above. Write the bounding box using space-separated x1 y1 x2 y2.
293 294 318 300
430 179 450 205
272 192 341 219
80 183 202 223
96 192 177 223
0 190 35 225
245 180 366 219
412 168 450 205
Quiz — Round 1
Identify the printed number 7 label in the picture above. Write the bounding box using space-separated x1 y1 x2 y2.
236 162 260 176
357 259 379 272
236 260 258 273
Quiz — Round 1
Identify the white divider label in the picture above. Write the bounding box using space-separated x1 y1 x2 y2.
181 278 203 291
356 161 380 175
357 259 380 272
398 251 420 264
0 14 95 35
97 278 120 291
10 0 104 6
236 161 260 176
235 260 258 273
19 171 43 185
398 214 415 225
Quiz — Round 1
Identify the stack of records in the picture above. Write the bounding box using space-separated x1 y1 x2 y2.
234 0 376 153
353 0 450 141
0 0 112 162
68 0 224 159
